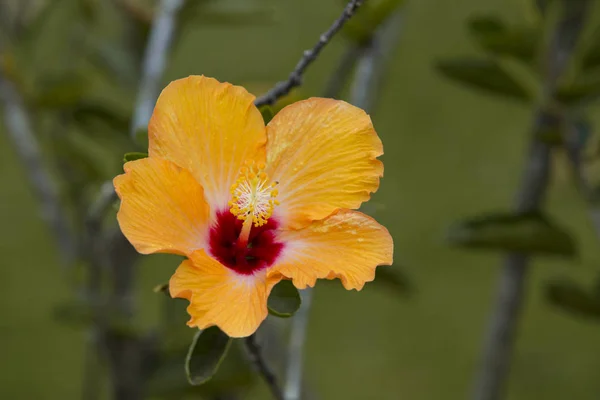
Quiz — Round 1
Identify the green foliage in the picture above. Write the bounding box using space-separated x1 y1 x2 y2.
34 73 90 109
72 100 130 135
555 73 600 106
447 211 577 257
268 279 301 318
147 341 255 398
374 267 413 297
185 327 232 386
123 152 148 163
435 58 531 101
546 278 600 320
467 15 539 63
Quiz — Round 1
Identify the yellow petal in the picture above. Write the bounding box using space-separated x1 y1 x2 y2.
265 98 383 229
269 210 393 290
114 157 210 255
148 75 266 212
170 250 282 338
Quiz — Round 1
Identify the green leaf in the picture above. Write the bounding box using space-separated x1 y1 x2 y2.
34 73 90 109
555 73 600 106
259 105 274 124
546 279 600 320
123 152 148 163
467 16 539 63
72 101 130 134
436 58 530 101
447 211 576 257
374 267 413 297
186 327 232 386
267 280 301 318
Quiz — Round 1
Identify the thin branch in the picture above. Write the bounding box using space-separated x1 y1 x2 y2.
282 11 403 400
245 334 284 400
254 0 365 108
0 73 76 265
471 2 590 399
131 0 185 136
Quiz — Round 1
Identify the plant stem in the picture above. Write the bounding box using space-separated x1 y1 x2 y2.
245 334 284 400
254 0 365 107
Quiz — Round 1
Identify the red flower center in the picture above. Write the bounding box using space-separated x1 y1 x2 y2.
208 211 284 275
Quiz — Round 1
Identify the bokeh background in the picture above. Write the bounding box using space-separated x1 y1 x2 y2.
2 0 600 399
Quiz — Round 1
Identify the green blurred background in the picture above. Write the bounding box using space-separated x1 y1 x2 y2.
2 0 600 399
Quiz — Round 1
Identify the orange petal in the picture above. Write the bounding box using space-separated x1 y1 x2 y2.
148 75 266 212
170 250 282 338
269 210 393 290
114 158 210 255
265 98 383 229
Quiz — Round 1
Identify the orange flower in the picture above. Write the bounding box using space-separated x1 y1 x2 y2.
114 76 393 337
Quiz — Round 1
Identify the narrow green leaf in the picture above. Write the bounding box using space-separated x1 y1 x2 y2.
374 267 413 297
555 73 600 106
259 105 274 124
34 73 90 109
268 280 301 318
123 152 148 163
546 279 600 320
447 211 576 257
72 101 130 134
467 16 539 63
436 58 530 101
185 327 232 386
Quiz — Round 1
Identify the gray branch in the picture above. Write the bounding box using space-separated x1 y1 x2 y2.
254 0 365 108
0 74 76 265
283 11 403 400
131 0 185 136
471 2 590 399
245 334 284 400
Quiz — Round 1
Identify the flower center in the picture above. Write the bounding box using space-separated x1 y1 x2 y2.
208 211 284 275
229 160 279 246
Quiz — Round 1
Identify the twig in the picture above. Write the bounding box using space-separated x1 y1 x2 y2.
471 2 589 399
245 334 284 400
131 0 185 137
282 11 403 400
0 74 76 266
254 0 365 108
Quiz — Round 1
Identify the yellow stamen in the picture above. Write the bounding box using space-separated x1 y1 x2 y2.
229 160 279 244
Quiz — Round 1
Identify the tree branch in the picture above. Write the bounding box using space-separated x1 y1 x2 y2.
471 2 590 399
131 0 185 136
282 11 403 400
254 0 365 108
0 73 76 265
245 334 284 400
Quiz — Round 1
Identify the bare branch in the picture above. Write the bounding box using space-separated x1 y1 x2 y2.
245 334 284 400
131 0 185 136
0 73 76 265
254 0 365 108
471 2 590 399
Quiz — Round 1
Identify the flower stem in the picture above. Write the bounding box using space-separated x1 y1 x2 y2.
245 334 284 400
